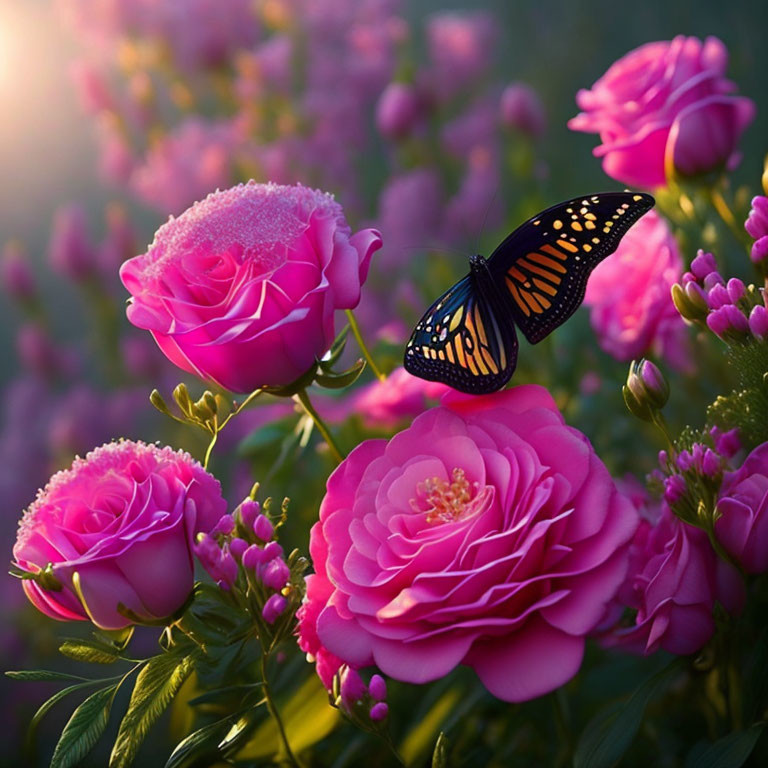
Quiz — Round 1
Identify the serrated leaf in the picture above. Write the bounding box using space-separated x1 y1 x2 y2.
31 680 111 734
60 638 121 665
684 723 766 768
109 651 198 768
6 669 90 682
50 685 116 768
573 659 682 768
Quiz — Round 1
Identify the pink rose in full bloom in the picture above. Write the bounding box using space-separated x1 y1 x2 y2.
569 36 755 188
121 182 382 393
584 210 690 369
12 441 226 630
298 386 638 702
715 443 768 574
601 498 743 655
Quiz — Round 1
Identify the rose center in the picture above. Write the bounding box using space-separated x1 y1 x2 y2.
410 467 478 524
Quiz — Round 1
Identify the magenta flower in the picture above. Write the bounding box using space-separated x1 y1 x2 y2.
299 386 637 702
601 500 743 655
715 443 768 573
569 36 755 188
12 441 226 630
584 210 689 368
376 82 424 140
500 83 546 137
129 118 237 215
121 182 382 392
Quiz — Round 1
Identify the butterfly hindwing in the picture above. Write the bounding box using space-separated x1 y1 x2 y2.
487 192 655 343
404 269 518 395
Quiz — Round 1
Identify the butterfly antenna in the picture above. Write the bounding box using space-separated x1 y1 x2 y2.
474 180 501 258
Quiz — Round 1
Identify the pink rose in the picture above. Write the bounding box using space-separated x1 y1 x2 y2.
715 443 768 574
569 36 755 188
351 367 450 429
299 386 638 702
584 210 690 369
121 182 382 392
12 441 226 630
601 501 743 655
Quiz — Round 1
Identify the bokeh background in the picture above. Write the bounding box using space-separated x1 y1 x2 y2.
1 0 767 765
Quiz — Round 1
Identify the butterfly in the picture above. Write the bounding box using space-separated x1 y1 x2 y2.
404 191 655 394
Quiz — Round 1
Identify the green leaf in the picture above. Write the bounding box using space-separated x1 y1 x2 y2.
573 659 683 768
6 669 90 682
684 723 766 768
235 675 338 760
31 679 113 734
60 638 121 665
50 685 116 768
401 689 461 765
94 626 135 651
109 651 198 768
314 359 365 389
432 731 449 768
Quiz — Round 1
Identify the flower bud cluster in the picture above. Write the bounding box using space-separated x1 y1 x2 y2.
745 195 768 272
672 250 768 343
194 496 296 627
332 665 389 726
653 428 741 528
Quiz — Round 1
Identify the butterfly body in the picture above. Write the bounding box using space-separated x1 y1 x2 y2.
404 191 655 394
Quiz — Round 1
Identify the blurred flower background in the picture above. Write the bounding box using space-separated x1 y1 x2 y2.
2 0 768 765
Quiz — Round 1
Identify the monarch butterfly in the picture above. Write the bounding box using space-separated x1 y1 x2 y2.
404 191 655 394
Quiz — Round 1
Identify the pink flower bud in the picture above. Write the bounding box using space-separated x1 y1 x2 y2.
252 514 274 541
658 450 669 467
745 196 768 240
369 702 389 721
239 499 260 528
229 537 248 560
1 242 36 300
340 667 367 705
261 557 290 590
242 544 267 570
262 593 287 624
710 426 741 458
500 83 546 137
676 450 694 472
49 204 96 281
664 474 687 505
369 674 387 701
376 83 422 140
707 305 749 340
691 251 718 280
703 272 725 290
262 541 283 561
727 278 746 304
701 448 722 477
638 360 669 408
751 236 768 265
706 284 730 309
749 305 768 340
211 514 235 536
219 550 238 588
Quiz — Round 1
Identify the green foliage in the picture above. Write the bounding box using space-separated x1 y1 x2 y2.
574 660 683 768
50 685 117 768
684 723 766 768
59 637 122 664
109 648 199 768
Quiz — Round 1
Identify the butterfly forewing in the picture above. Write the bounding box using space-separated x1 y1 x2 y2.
404 271 518 394
487 192 654 344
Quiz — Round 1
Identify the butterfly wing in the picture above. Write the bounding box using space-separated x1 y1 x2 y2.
403 272 518 395
487 192 654 344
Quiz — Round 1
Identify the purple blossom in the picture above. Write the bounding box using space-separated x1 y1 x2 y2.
262 593 287 624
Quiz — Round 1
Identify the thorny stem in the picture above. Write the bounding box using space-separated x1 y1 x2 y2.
294 388 345 463
261 654 302 768
345 309 386 382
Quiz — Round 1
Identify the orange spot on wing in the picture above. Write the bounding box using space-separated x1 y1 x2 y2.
521 253 567 274
557 239 579 252
506 277 531 316
533 278 557 296
541 244 568 260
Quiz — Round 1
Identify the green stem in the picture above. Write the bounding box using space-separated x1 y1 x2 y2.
202 389 263 470
294 389 345 463
203 428 218 471
708 186 752 253
651 411 676 457
260 655 301 768
345 309 386 382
